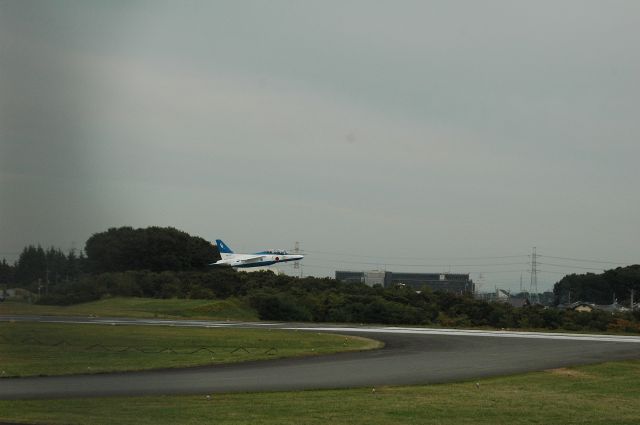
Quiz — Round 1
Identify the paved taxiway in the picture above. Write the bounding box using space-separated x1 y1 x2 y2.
2 315 640 399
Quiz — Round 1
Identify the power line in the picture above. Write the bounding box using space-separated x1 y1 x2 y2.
301 252 531 267
303 262 528 275
304 249 529 261
304 247 632 267
316 255 618 272
301 258 530 268
538 270 569 275
537 262 607 271
474 270 530 274
537 254 628 265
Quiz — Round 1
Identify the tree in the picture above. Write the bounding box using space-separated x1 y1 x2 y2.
553 265 640 305
44 247 68 285
84 226 219 273
0 258 14 284
14 245 46 286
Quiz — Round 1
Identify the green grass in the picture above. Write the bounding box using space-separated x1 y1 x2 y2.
0 297 258 321
3 297 638 337
0 322 381 377
1 360 640 424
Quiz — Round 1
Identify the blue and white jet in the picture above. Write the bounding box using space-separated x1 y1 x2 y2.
211 239 304 268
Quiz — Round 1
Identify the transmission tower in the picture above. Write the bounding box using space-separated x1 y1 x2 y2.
293 241 302 277
529 247 538 303
475 273 484 298
519 273 523 294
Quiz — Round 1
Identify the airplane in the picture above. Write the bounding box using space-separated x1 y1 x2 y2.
210 239 304 268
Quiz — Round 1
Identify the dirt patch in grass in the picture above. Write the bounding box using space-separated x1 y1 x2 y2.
546 367 592 379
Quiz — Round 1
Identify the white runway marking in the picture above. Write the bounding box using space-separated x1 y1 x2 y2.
286 326 640 343
4 315 640 343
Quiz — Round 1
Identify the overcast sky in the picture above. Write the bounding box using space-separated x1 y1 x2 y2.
1 1 639 292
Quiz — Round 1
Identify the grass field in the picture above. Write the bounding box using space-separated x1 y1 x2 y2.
0 297 258 321
0 322 380 377
3 297 639 337
1 359 639 424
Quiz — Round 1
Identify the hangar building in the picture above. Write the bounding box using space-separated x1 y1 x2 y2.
335 270 474 295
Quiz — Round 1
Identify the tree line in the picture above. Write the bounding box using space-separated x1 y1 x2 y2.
0 226 219 290
33 268 640 333
2 226 640 333
0 246 84 288
553 265 640 305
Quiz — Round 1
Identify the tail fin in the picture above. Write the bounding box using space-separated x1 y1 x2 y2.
216 239 234 254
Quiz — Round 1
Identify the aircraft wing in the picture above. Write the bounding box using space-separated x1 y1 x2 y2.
235 256 265 264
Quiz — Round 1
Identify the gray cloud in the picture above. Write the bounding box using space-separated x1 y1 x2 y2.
1 1 639 291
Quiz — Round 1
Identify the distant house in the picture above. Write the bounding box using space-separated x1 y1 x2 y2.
3 288 34 301
560 301 629 313
570 302 595 313
596 302 629 313
507 297 530 308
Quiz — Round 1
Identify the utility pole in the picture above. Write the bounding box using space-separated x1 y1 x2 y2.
631 289 634 310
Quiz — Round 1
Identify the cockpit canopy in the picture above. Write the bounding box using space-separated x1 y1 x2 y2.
258 249 289 255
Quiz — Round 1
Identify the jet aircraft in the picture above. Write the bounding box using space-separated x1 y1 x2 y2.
210 239 304 268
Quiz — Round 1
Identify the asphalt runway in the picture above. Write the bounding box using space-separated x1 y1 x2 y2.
2 315 640 400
